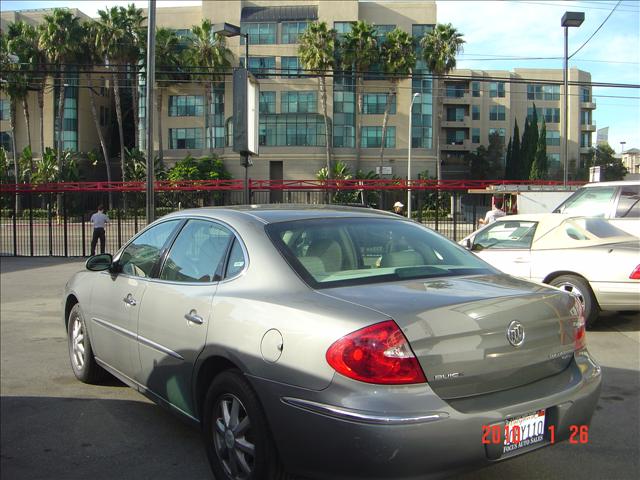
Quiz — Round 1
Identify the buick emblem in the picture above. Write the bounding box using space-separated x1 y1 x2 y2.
506 321 525 347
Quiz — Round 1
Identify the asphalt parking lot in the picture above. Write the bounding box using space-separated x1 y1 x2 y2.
1 257 638 480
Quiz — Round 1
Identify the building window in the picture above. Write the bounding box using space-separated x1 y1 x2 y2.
169 95 205 117
361 126 395 148
281 56 302 77
446 130 466 145
99 106 109 127
333 74 355 148
334 22 353 39
259 114 327 147
528 107 560 124
581 132 591 148
580 110 591 125
0 100 9 121
281 91 317 113
412 74 433 149
472 104 480 120
489 82 505 98
281 22 308 44
54 73 78 151
363 93 395 115
0 132 11 152
581 88 591 102
374 24 395 43
242 56 277 78
446 83 465 98
207 83 225 148
169 128 204 149
412 24 433 45
526 84 560 101
488 128 506 143
446 107 465 122
260 92 276 114
547 130 560 146
489 105 506 121
472 81 480 97
472 128 480 144
548 153 560 166
241 23 276 45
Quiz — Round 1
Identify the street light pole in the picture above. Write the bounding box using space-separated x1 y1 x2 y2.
620 141 626 154
561 11 584 186
407 92 420 219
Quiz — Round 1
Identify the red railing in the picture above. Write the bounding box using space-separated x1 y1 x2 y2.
0 179 585 194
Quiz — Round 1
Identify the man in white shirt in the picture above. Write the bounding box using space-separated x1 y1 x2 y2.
478 197 506 226
90 205 109 256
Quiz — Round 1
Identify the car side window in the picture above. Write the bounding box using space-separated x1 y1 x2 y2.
615 185 640 218
558 186 617 217
473 221 537 250
224 239 246 278
160 219 233 283
119 220 181 278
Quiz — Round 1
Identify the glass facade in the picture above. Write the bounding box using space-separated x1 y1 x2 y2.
411 74 433 149
54 71 78 151
260 92 276 114
446 107 465 121
281 56 303 77
281 91 317 113
243 56 276 78
528 107 560 124
412 24 433 43
547 130 561 146
169 128 204 149
580 110 591 125
472 128 480 144
333 73 355 147
472 81 480 97
581 88 591 102
169 95 205 117
489 105 506 121
446 130 465 144
489 82 505 98
472 104 480 120
527 84 560 101
363 93 396 115
361 126 395 148
446 83 465 98
334 22 353 39
281 22 308 43
581 132 591 148
259 114 327 147
0 132 11 152
207 82 225 148
0 99 9 121
241 23 276 44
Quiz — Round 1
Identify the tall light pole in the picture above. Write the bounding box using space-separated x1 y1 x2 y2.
145 0 156 223
561 11 584 186
620 141 626 154
407 92 420 219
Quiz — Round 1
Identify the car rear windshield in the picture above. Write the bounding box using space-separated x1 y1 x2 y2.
266 217 496 288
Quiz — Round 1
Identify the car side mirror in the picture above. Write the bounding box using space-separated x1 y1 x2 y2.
465 238 472 250
86 253 113 272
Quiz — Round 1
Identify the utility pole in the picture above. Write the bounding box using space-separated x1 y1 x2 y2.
145 0 156 223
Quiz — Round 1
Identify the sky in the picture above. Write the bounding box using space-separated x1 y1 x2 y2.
2 0 639 152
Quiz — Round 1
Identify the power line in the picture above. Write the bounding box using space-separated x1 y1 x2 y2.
569 0 622 59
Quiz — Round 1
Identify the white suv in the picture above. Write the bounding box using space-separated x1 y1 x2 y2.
554 180 640 237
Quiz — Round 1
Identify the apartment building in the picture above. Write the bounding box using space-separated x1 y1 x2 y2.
1 1 595 182
440 68 595 179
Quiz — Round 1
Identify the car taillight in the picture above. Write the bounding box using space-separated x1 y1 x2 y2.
326 320 426 385
630 265 640 280
572 298 586 351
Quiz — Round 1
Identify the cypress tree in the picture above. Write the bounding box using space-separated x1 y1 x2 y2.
526 104 539 178
519 117 531 180
530 119 548 179
504 137 512 179
506 120 520 180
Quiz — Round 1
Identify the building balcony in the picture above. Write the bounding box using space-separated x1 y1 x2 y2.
441 117 471 128
581 124 596 132
442 93 471 105
580 101 596 109
441 140 471 151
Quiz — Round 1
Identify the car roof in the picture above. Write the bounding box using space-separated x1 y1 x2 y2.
582 180 640 187
162 204 399 225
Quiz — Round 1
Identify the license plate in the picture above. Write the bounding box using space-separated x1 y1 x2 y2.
503 410 546 454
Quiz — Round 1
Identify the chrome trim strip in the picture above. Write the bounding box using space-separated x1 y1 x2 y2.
92 317 137 340
281 397 449 425
137 335 184 361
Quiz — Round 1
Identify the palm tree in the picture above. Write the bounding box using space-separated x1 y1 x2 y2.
39 9 83 175
81 22 113 208
122 4 146 149
341 21 379 172
420 23 465 181
379 28 416 169
298 21 337 177
154 28 183 163
95 6 128 181
187 19 231 154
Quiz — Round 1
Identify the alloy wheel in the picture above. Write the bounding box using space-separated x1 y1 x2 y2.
70 314 85 371
555 281 585 308
213 393 255 479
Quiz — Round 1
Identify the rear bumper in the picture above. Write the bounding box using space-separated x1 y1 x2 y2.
250 350 602 480
591 281 640 311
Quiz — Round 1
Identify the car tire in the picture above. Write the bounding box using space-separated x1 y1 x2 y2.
549 275 599 329
203 370 289 480
67 303 106 384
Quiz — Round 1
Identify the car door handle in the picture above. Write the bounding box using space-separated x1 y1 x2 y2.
514 257 529 264
184 310 204 325
123 294 137 306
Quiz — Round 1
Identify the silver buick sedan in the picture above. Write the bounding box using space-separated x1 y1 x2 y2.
63 206 602 480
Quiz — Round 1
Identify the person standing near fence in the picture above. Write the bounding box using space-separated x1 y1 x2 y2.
90 205 109 256
478 197 506 226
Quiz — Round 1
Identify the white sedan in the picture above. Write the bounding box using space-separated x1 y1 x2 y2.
461 214 640 327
